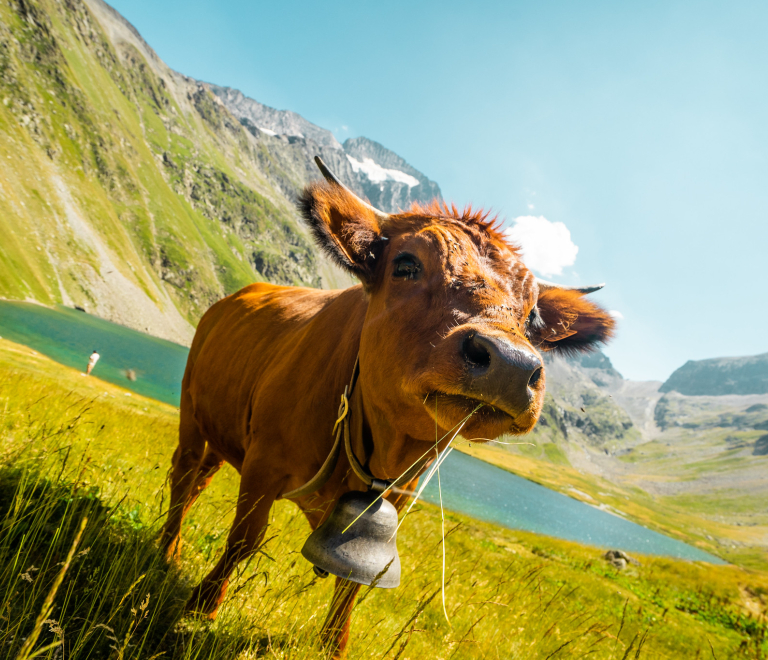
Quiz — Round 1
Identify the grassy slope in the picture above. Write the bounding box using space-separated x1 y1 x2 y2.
0 338 766 659
0 0 323 334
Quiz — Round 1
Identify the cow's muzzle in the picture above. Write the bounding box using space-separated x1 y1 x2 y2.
460 332 543 418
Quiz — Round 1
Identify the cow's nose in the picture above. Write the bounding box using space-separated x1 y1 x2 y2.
461 333 543 416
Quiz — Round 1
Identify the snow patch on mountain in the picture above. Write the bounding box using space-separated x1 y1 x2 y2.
346 155 420 188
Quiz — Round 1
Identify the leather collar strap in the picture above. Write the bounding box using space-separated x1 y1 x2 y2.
280 358 425 499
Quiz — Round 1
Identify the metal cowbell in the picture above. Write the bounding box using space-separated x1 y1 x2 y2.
301 490 401 588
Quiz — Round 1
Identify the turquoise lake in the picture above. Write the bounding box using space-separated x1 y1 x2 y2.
0 301 187 406
0 300 725 564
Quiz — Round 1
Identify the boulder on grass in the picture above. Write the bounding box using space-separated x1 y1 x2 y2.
603 549 639 570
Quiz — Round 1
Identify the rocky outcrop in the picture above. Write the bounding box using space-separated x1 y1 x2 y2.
343 137 442 212
208 84 343 150
522 352 641 464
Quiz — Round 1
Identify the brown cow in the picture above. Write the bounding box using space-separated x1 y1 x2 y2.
160 159 614 657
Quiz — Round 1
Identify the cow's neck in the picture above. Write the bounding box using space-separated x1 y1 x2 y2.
307 287 442 488
349 373 444 486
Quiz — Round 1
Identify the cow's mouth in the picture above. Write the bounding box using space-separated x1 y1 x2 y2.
427 391 514 425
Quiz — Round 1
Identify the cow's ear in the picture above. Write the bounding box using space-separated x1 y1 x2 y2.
530 288 616 355
299 181 386 285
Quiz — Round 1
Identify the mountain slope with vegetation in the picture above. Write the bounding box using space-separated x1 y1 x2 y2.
661 352 768 396
0 0 439 343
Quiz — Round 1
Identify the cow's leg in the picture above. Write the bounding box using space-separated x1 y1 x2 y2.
161 445 224 562
185 456 281 618
299 503 362 659
160 406 211 562
320 578 362 658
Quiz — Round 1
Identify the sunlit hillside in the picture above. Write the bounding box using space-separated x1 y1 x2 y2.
1 339 766 659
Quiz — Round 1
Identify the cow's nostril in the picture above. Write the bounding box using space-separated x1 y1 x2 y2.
462 334 491 368
528 367 542 388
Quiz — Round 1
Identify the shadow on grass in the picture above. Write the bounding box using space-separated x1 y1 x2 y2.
0 467 277 660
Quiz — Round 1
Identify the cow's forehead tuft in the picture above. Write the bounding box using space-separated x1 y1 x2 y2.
390 201 517 252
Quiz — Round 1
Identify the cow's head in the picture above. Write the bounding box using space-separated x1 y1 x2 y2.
300 158 614 453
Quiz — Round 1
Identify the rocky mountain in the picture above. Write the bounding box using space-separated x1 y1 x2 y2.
660 352 768 396
343 136 443 212
0 0 440 344
209 85 442 214
208 85 342 149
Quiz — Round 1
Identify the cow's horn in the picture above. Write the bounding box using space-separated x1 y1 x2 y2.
314 156 390 224
537 279 605 294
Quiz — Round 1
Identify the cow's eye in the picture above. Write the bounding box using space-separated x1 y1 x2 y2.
526 305 544 332
393 254 421 280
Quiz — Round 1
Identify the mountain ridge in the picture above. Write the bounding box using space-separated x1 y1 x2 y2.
208 84 443 213
661 352 768 396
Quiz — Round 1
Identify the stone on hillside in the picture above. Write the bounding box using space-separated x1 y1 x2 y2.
603 549 639 570
754 434 768 456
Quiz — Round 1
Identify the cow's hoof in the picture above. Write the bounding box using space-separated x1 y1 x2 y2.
320 630 350 659
185 579 228 619
160 537 182 564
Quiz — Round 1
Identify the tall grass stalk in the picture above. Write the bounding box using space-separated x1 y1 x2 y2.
14 516 88 660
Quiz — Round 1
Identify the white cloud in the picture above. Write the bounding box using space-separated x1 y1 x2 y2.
609 310 624 320
504 215 578 277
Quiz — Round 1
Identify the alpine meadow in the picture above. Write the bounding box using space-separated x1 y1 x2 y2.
0 0 766 658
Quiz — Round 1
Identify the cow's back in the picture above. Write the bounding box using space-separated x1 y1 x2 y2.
182 282 365 471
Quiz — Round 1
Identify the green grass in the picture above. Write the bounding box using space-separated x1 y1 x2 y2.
542 441 570 466
1 340 767 659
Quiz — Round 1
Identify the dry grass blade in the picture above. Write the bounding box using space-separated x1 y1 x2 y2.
436 443 451 626
462 437 536 446
388 407 480 540
635 628 650 658
620 632 638 660
14 516 88 660
615 598 629 650
383 585 443 656
342 405 477 535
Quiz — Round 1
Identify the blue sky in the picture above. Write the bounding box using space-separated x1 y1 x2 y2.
108 0 768 381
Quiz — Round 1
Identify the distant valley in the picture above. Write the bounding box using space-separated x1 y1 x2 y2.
480 349 768 567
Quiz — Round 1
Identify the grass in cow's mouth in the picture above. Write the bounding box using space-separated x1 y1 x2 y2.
0 340 766 659
429 392 513 422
